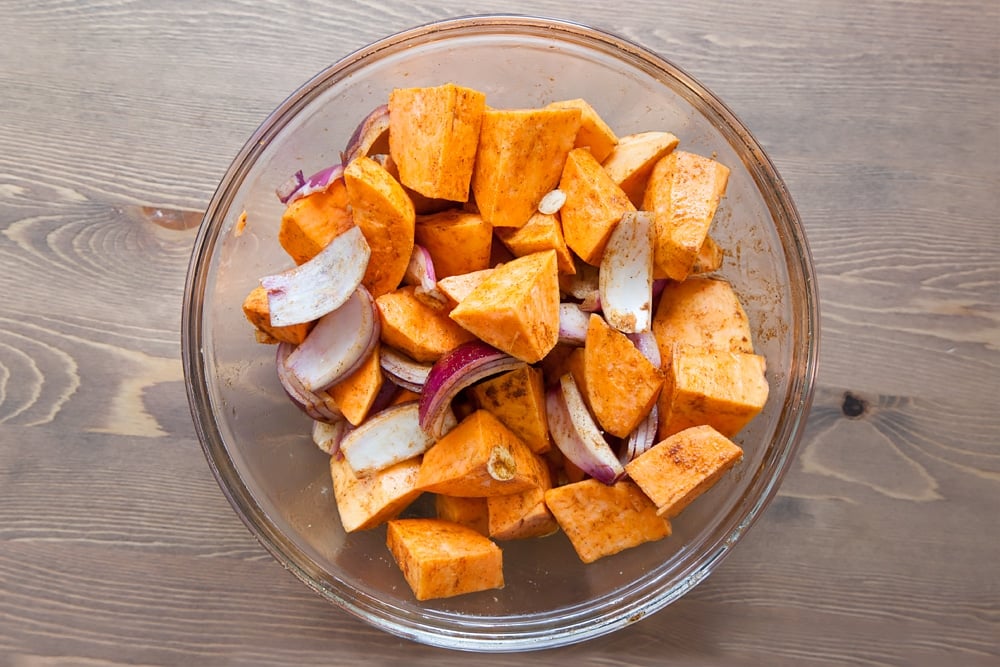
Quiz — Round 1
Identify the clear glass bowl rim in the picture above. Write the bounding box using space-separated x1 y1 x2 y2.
181 13 820 653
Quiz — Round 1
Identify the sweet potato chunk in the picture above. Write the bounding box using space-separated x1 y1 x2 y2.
375 286 477 362
436 267 495 306
343 156 416 298
652 276 754 356
416 410 546 497
278 181 355 264
388 83 486 202
469 365 550 454
691 235 724 274
414 209 492 278
327 344 384 426
544 479 671 563
546 98 619 162
625 424 743 518
559 147 636 265
386 518 504 600
435 495 489 536
600 131 679 207
643 150 730 281
241 285 311 345
330 455 422 533
488 456 557 540
657 348 769 440
472 106 581 228
449 250 560 363
493 211 576 275
582 315 663 438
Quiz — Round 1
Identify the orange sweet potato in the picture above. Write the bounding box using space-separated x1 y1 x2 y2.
241 285 311 345
493 211 576 275
375 286 477 362
343 155 416 298
435 267 495 306
652 276 754 356
388 83 486 202
657 347 769 440
643 150 730 281
691 234 724 274
469 365 550 454
546 98 619 162
448 250 560 363
487 456 557 540
544 478 671 564
386 518 504 600
327 344 384 426
471 106 581 228
625 424 743 518
416 410 546 497
581 315 663 438
600 131 679 207
330 454 423 533
414 209 493 278
559 147 636 265
278 180 355 264
434 495 489 536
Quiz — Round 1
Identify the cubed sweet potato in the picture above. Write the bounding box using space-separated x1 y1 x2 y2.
386 518 504 600
642 150 730 281
414 209 493 278
652 276 754 356
435 495 489 536
472 106 581 228
600 131 679 207
691 235 724 274
327 344 384 426
657 348 769 440
388 83 486 202
469 365 550 453
581 314 663 438
624 424 743 518
376 286 477 362
493 211 576 275
241 285 312 345
559 147 636 265
436 267 495 306
546 98 619 162
278 180 355 264
416 410 546 497
488 455 557 540
330 454 423 533
544 478 671 563
448 250 560 363
343 156 416 298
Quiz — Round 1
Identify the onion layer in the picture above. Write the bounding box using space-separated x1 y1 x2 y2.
380 346 433 392
340 401 434 476
275 342 341 423
404 245 447 306
599 210 655 334
261 225 371 327
312 418 350 455
558 302 591 346
418 341 525 439
285 286 380 392
341 104 390 166
546 374 625 485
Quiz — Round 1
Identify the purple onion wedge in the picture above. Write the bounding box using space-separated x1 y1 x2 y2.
546 374 625 485
341 104 390 166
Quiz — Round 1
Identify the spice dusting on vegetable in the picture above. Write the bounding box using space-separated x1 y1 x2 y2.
240 84 768 602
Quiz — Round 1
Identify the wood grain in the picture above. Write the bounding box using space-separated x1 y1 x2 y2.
1 0 998 665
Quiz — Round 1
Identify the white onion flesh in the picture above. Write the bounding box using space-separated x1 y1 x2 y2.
285 286 380 392
558 302 590 346
380 346 432 392
622 403 658 465
546 374 625 485
275 342 341 422
340 401 435 476
599 210 655 334
627 329 662 368
403 245 447 306
312 418 351 455
261 225 371 327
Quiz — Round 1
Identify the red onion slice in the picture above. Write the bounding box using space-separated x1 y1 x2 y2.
260 225 371 327
403 244 447 306
380 346 432 392
312 418 351 456
341 104 390 166
599 210 655 334
276 164 346 205
621 403 658 465
627 329 662 368
418 341 525 439
546 374 625 485
558 302 590 346
275 342 342 422
276 170 305 204
285 286 380 392
559 260 600 300
340 401 435 476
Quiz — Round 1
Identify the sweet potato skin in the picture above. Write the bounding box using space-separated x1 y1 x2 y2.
386 518 504 600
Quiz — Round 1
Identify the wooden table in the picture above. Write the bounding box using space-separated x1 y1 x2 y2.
2 1 997 665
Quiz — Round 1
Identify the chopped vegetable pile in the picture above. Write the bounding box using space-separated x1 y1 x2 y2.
241 83 769 602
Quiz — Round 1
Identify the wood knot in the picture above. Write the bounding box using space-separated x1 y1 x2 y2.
841 391 868 419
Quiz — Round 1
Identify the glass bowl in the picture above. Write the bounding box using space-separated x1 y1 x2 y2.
182 14 819 652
